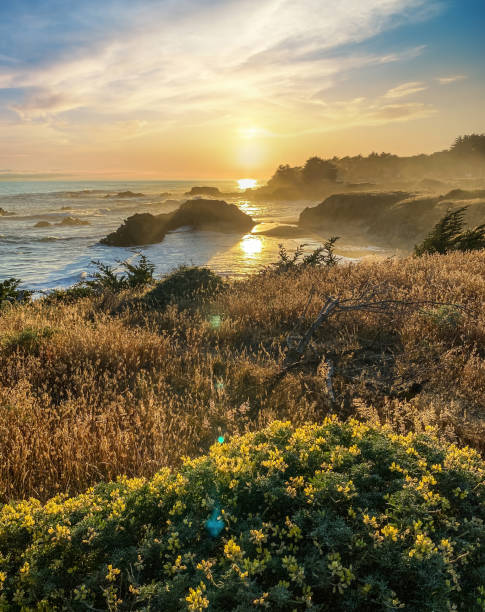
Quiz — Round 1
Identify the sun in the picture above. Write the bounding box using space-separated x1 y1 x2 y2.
237 178 257 190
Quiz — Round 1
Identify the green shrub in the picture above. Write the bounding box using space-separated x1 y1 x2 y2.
420 304 464 330
1 419 484 610
0 278 31 310
3 326 56 355
415 207 485 255
144 266 226 309
43 284 96 304
266 238 340 274
87 255 156 293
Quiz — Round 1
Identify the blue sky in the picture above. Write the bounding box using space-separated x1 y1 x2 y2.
0 0 484 177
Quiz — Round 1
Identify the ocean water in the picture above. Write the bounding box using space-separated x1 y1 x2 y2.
0 179 382 291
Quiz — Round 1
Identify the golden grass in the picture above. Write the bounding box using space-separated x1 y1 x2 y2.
0 251 484 502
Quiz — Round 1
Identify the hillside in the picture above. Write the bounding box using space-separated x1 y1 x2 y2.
0 251 483 504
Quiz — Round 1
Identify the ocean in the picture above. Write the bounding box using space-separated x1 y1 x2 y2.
0 179 382 291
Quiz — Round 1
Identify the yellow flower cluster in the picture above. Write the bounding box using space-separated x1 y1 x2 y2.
185 582 209 611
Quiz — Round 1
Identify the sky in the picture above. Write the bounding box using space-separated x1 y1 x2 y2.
0 0 484 179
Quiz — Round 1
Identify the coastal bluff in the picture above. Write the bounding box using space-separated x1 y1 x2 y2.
101 198 254 247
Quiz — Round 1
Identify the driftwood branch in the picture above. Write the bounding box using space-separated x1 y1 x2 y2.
275 292 473 399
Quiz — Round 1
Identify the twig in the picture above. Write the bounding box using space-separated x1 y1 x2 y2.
317 356 335 404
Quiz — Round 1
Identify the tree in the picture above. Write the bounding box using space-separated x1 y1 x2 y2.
451 134 485 156
267 163 302 188
414 207 485 255
302 156 338 183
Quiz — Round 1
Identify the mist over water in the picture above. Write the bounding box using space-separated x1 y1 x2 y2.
0 179 372 290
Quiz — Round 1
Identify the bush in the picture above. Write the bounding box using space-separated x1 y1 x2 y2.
144 266 226 309
43 284 96 304
3 326 55 355
266 238 340 274
415 207 485 255
87 254 156 293
0 278 31 310
1 419 484 610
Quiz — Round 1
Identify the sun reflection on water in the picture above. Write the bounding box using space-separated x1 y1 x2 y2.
240 234 263 258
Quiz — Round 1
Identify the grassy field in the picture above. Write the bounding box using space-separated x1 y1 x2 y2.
0 251 484 503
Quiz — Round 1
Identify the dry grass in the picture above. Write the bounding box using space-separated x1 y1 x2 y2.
0 251 484 502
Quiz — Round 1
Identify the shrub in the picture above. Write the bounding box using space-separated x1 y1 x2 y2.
3 326 55 355
266 238 340 274
0 419 484 610
144 266 226 309
87 254 156 293
0 278 31 309
43 284 96 304
415 207 485 255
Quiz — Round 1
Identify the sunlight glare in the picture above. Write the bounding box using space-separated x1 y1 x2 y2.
240 234 263 258
237 178 257 190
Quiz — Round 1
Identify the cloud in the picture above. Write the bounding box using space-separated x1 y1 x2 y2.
436 74 467 85
1 0 431 127
384 81 427 98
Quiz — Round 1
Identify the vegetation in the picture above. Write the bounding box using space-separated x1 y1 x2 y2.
265 238 340 274
253 135 485 198
86 254 156 292
0 419 484 610
0 279 31 309
267 158 339 194
144 266 226 309
414 207 485 255
0 251 483 505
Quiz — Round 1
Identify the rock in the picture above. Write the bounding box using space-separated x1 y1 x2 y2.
185 186 221 197
159 192 172 198
0 207 14 216
439 188 485 200
101 212 172 246
256 225 309 238
34 221 52 228
298 190 485 250
299 192 410 231
101 199 254 247
104 191 145 199
58 217 90 226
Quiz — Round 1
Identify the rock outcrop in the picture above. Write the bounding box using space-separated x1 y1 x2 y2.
0 208 14 216
104 191 145 199
59 217 90 226
101 199 254 247
185 186 221 197
298 190 485 249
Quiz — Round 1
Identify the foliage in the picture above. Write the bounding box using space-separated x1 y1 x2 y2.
43 284 96 304
302 156 338 183
267 238 340 273
0 251 484 503
451 133 485 156
3 327 55 355
0 419 484 610
123 254 156 289
420 305 463 330
144 266 226 309
414 207 485 255
267 157 338 190
87 254 156 293
0 279 31 310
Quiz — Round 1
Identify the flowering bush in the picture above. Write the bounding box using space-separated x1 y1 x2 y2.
0 419 484 611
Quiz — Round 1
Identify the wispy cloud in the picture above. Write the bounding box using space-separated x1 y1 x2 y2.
384 81 427 99
436 74 467 85
1 0 431 128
